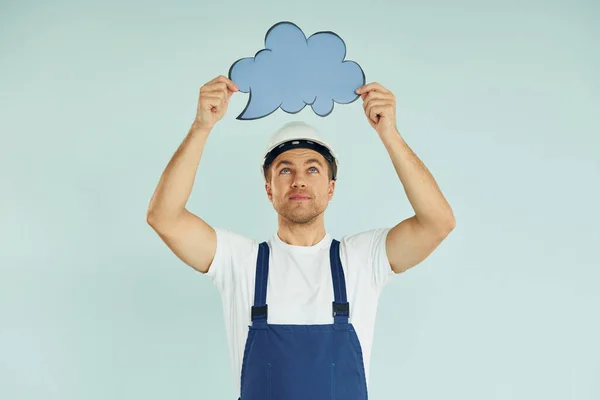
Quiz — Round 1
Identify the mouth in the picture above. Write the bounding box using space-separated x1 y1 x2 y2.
289 196 311 200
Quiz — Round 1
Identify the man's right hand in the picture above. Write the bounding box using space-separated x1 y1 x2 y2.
194 75 239 131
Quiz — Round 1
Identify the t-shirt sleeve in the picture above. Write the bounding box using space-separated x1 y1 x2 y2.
202 227 232 292
369 227 396 291
203 227 256 294
341 227 396 292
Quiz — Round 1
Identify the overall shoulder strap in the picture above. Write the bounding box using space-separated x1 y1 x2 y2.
251 241 270 324
329 239 349 324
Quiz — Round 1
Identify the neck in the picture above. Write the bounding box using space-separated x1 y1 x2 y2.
276 216 326 246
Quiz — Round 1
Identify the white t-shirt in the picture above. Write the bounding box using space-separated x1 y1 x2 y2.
204 227 396 395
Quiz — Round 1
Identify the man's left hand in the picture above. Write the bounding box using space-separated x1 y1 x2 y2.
355 82 398 137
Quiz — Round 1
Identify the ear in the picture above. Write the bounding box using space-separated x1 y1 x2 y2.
265 182 273 202
328 180 335 200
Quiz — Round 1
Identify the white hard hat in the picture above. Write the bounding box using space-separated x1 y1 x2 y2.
261 121 339 182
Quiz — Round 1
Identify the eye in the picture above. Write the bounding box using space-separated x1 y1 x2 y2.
279 166 319 175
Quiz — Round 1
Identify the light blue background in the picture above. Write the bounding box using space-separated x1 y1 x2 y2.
1 1 598 399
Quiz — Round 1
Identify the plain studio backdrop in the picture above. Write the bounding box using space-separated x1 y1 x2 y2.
1 0 598 399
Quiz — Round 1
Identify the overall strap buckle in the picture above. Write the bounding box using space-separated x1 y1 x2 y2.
251 305 268 320
332 301 349 317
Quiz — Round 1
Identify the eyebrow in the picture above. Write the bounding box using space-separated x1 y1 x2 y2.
274 158 324 170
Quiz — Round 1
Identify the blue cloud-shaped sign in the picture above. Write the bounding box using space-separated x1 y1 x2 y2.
228 21 365 120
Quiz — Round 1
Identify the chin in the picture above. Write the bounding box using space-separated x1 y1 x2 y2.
279 206 327 224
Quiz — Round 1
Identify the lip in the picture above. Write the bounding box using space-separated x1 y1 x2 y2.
289 196 311 200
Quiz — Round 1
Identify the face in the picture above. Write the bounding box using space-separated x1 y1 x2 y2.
265 148 335 225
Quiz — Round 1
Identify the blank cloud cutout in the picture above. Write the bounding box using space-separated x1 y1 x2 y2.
229 21 365 120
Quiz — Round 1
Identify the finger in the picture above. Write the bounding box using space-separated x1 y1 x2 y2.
364 98 391 114
206 74 234 86
369 105 388 122
201 87 228 102
201 95 226 111
203 88 236 105
201 82 230 94
362 89 394 100
356 82 391 95
204 76 239 92
365 101 383 119
215 75 239 92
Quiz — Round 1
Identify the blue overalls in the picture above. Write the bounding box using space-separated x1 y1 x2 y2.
238 239 369 400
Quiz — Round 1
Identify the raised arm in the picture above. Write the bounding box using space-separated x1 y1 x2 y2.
356 82 456 274
146 75 239 273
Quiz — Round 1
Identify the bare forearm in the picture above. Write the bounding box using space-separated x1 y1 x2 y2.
380 129 455 230
146 123 211 223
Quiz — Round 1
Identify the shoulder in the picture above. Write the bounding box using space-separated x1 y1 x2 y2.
214 227 258 250
339 227 396 289
339 227 392 252
205 228 260 283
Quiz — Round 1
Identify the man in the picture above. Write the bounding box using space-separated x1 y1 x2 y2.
146 75 455 399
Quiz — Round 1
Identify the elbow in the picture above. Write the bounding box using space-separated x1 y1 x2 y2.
419 212 456 237
439 213 456 236
146 208 166 227
438 205 456 234
440 218 456 240
430 216 456 241
146 208 182 229
146 209 158 227
445 215 456 232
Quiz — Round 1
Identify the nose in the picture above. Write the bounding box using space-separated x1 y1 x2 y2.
292 176 307 188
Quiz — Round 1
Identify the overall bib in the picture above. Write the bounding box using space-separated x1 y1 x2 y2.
238 239 369 400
